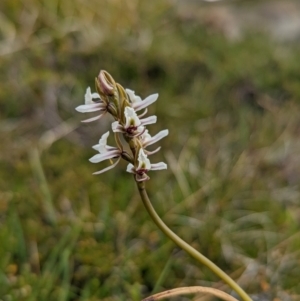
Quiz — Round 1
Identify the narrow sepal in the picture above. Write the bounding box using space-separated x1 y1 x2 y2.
89 150 120 163
76 103 104 113
144 146 161 155
150 162 167 170
82 114 104 123
140 115 157 126
93 157 121 175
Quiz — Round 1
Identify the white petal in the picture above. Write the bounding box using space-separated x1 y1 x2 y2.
150 162 167 170
140 115 157 126
99 131 109 145
75 103 104 113
93 144 116 152
85 87 100 105
126 89 142 103
91 92 101 99
144 129 169 147
124 107 141 128
137 149 151 170
132 93 158 111
89 150 120 163
112 121 119 131
93 157 121 175
140 129 151 142
92 131 110 153
84 87 93 104
112 121 124 133
126 163 135 173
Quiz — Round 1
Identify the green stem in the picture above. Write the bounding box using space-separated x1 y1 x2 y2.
137 181 252 301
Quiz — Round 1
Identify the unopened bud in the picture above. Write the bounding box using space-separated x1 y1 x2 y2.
98 70 115 96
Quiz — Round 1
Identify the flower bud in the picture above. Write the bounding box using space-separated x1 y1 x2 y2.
98 70 115 96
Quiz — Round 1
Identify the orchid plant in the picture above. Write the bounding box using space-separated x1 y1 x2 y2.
76 71 252 301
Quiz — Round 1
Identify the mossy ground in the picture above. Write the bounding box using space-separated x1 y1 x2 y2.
1 1 300 300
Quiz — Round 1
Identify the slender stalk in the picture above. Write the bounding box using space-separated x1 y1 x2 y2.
142 286 239 301
137 181 252 301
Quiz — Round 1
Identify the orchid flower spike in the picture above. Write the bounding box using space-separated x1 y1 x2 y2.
126 89 158 112
75 87 108 123
89 131 122 174
126 149 167 181
112 107 157 137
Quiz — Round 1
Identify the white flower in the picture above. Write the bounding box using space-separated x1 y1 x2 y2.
126 149 167 181
89 131 121 174
112 107 157 137
75 87 107 123
126 89 158 112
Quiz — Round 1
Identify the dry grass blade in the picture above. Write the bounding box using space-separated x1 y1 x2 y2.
142 286 239 301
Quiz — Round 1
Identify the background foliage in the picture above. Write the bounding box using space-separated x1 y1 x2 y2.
1 0 300 300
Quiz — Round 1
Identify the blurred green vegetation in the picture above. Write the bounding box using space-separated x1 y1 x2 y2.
1 0 300 300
